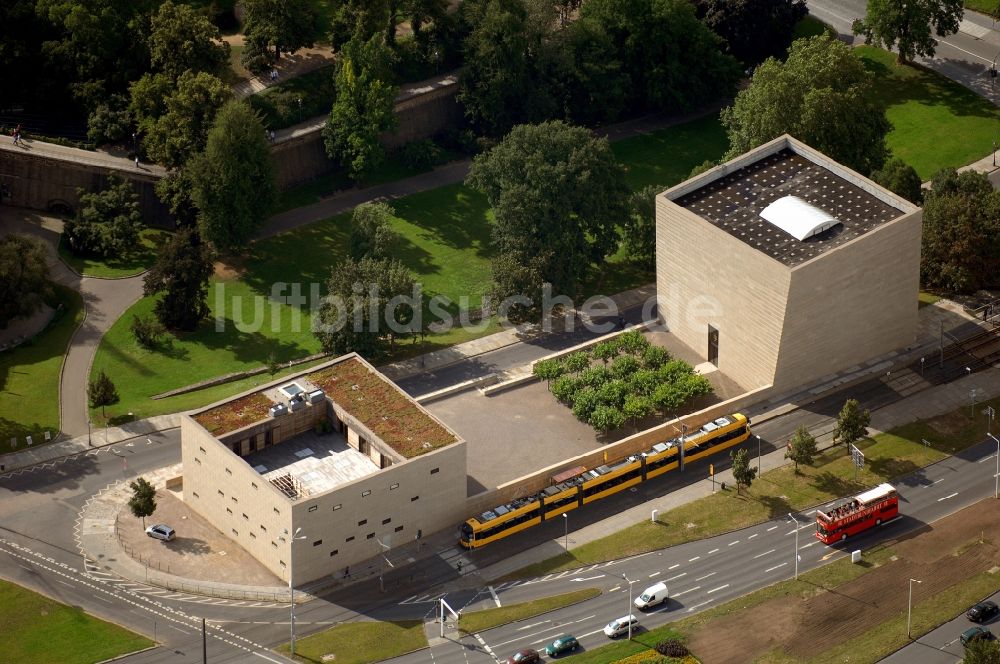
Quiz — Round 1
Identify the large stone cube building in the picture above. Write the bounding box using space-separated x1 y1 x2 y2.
656 135 922 392
181 354 466 585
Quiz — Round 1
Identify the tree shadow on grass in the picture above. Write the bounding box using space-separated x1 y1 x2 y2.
811 471 864 498
756 493 793 520
868 456 923 482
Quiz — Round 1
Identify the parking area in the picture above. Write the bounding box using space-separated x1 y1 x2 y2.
426 330 747 494
116 489 283 586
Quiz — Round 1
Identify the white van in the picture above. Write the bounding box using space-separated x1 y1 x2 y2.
634 581 669 610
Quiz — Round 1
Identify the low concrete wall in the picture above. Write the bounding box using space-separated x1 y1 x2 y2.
463 383 774 517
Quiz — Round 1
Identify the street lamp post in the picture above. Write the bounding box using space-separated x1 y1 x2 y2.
297 98 302 123
787 513 800 580
907 578 922 638
285 527 307 657
87 420 92 447
621 573 635 640
988 434 999 500
562 513 568 551
756 434 762 475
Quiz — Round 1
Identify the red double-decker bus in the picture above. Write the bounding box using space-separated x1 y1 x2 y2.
815 483 899 544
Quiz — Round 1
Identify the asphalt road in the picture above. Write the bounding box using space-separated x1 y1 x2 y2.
881 589 1000 663
808 0 1000 105
401 438 1000 664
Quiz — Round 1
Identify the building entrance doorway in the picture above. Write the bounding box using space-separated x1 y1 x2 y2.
708 325 719 366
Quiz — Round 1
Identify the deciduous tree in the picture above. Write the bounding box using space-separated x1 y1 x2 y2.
721 35 891 175
349 202 398 260
785 425 817 472
143 227 215 330
920 169 1000 293
467 121 631 316
693 0 807 65
871 157 923 205
142 71 232 169
622 184 658 269
853 0 963 64
88 370 120 418
190 100 277 254
243 0 319 60
323 34 398 180
64 173 143 258
315 256 417 358
730 447 757 494
149 0 229 79
0 235 51 329
833 399 871 448
128 477 157 527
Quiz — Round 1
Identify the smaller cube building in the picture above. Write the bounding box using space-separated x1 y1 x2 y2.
656 135 922 392
181 354 466 585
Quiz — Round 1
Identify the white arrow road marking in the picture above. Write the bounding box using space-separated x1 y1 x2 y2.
571 575 605 582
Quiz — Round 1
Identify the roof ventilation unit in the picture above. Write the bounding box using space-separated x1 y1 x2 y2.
759 196 841 241
307 389 325 404
269 403 288 418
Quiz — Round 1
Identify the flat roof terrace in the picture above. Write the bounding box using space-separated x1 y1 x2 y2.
243 429 379 499
673 149 905 267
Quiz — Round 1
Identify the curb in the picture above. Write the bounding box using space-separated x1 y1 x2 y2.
95 645 160 663
416 373 499 404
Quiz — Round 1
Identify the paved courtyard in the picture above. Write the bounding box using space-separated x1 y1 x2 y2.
116 489 282 586
427 329 747 495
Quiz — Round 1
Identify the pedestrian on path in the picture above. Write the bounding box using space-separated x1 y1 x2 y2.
12 124 22 146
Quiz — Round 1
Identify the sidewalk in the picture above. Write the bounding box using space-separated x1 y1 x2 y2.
0 415 180 473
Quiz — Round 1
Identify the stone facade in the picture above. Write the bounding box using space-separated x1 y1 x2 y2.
181 355 467 585
656 135 922 393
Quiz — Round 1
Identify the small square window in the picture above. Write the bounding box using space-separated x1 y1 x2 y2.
333 504 342 511
231 529 239 536
308 505 318 512
218 489 225 497
242 513 249 520
225 468 232 475
251 482 258 490
273 507 280 515
389 482 399 490
192 491 199 498
382 518 391 525
358 519 367 526
199 446 206 454
329 549 338 556
394 525 404 533
272 541 278 548
346 536 355 543
430 468 439 475
411 496 419 502
362 489 371 497
279 560 286 568
366 532 375 539
195 457 201 465
249 532 256 539
226 507 233 514
231 496 237 504
313 540 322 547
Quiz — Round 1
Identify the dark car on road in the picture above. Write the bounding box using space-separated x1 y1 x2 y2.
967 601 999 623
505 648 540 664
961 625 994 647
544 634 579 656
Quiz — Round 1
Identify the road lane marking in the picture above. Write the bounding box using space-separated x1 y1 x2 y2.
765 562 788 573
488 585 501 608
766 526 777 532
979 453 997 463
753 549 776 559
801 542 816 549
666 572 687 582
938 492 959 501
609 585 621 592
673 586 700 597
517 621 550 631
688 556 700 562
694 572 716 581
748 533 759 539
57 580 74 587
686 599 712 612
648 571 661 578
668 563 680 570
728 540 740 546
707 584 729 594
708 548 719 554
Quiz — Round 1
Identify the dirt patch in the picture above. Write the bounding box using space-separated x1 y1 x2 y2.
687 500 1000 664
925 410 971 438
214 259 246 280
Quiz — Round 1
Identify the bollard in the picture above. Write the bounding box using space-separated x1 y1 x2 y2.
651 509 658 523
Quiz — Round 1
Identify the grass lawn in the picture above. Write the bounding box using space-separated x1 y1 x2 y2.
611 114 729 191
918 291 943 308
276 619 425 664
0 284 83 449
859 46 1000 179
793 15 835 40
966 0 999 15
458 588 601 634
0 579 152 663
57 228 171 278
503 421 966 580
